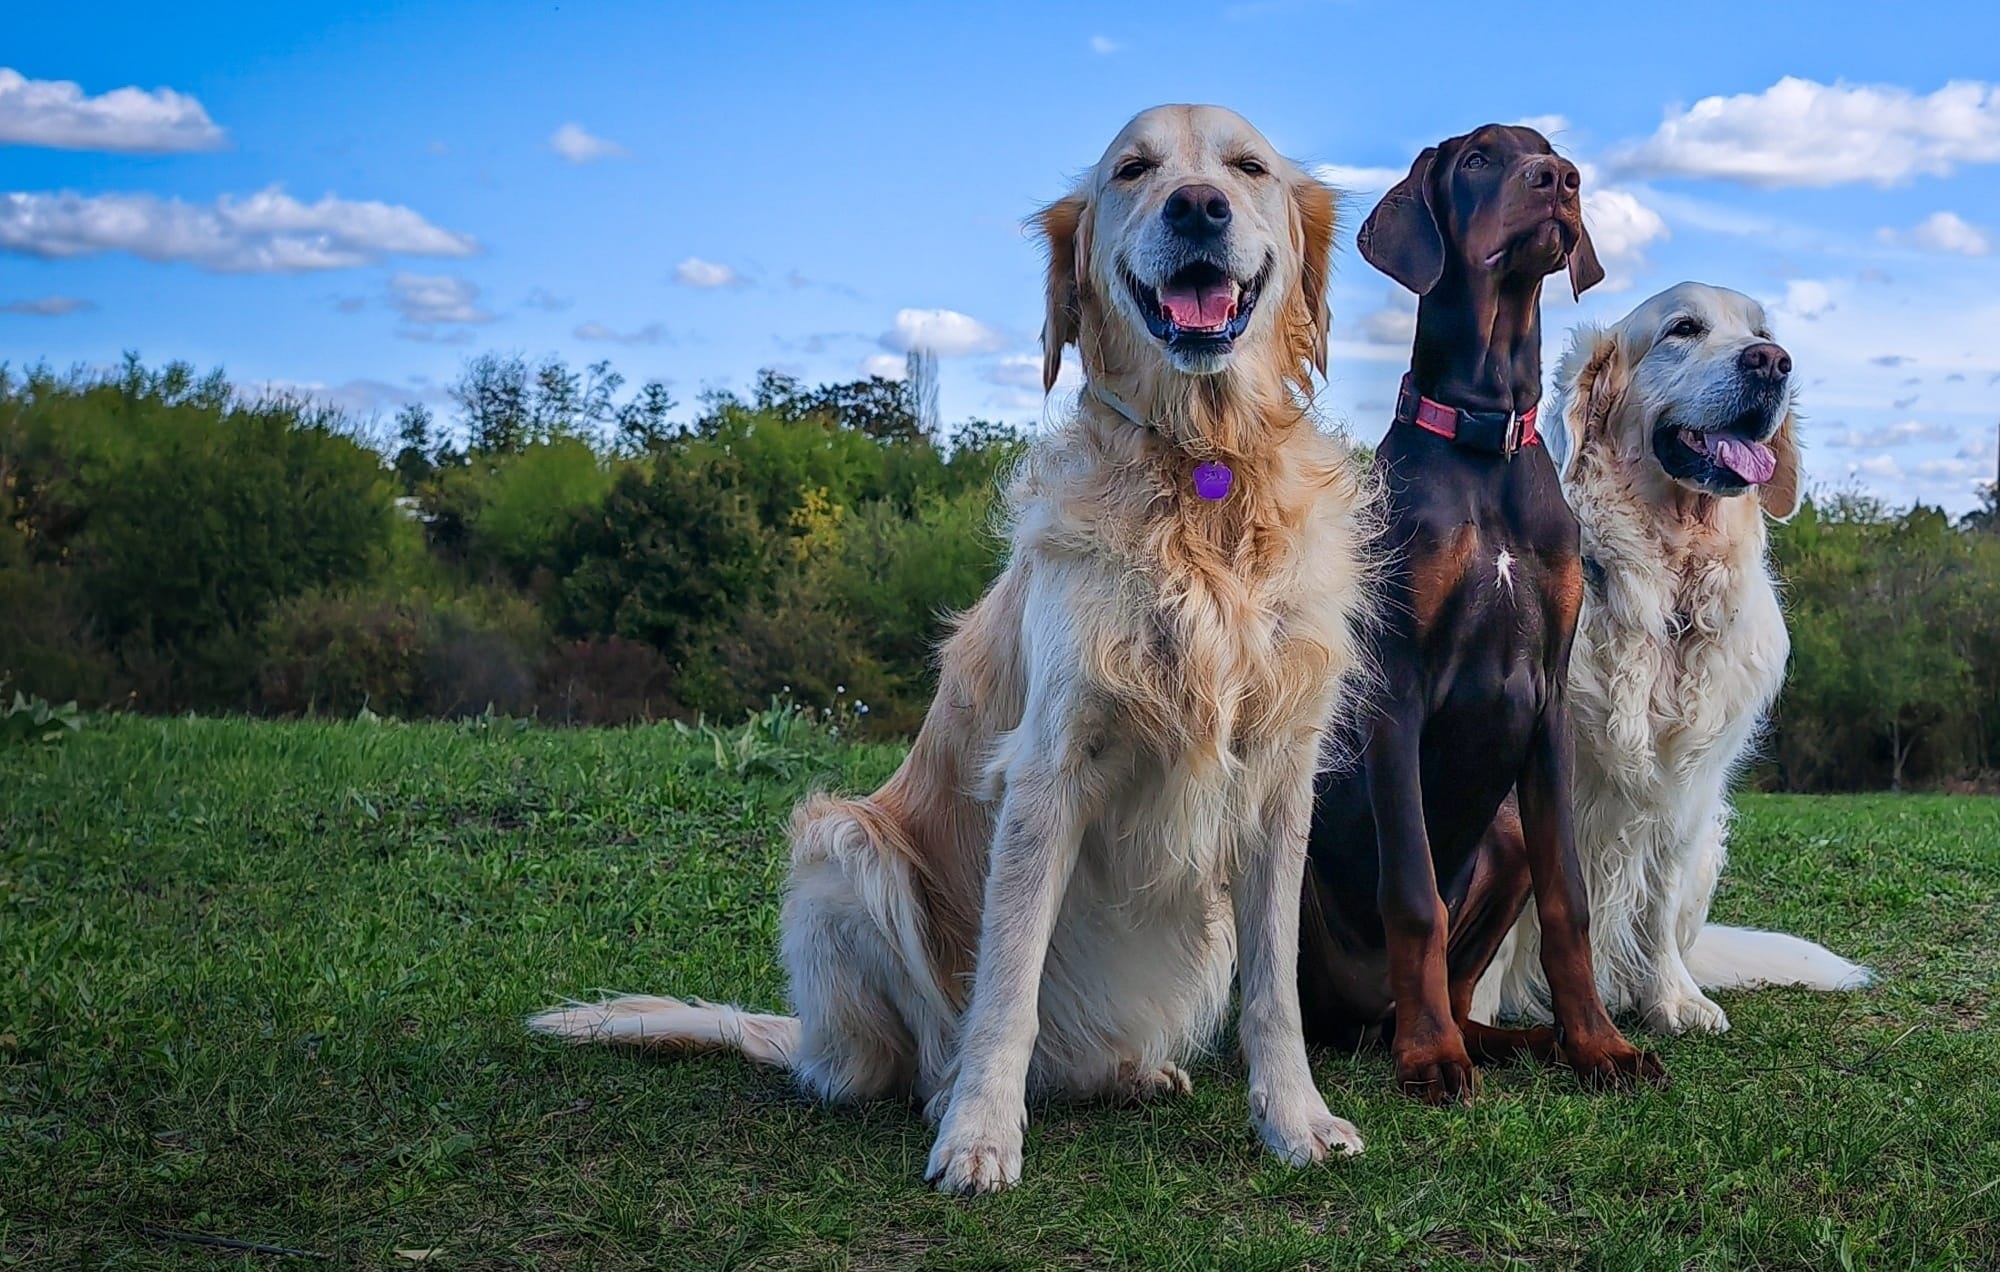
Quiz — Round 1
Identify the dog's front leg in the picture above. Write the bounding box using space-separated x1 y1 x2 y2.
1237 755 1364 1162
1518 694 1667 1086
925 774 1082 1196
1368 703 1476 1104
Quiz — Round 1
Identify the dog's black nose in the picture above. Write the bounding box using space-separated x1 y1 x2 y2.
1163 184 1231 238
1522 156 1581 196
1738 342 1793 380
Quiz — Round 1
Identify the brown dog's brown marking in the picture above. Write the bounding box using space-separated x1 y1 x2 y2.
1409 522 1479 637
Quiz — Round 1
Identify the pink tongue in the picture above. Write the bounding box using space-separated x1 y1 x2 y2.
1704 434 1778 484
1159 279 1238 330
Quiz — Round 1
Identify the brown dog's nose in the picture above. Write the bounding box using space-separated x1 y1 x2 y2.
1163 183 1232 238
1738 342 1793 380
1523 156 1582 197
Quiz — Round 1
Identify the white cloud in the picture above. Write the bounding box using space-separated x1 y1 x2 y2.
1879 210 1991 256
1349 289 1416 347
0 67 224 153
1514 114 1572 139
1848 453 1905 482
1776 279 1836 321
549 122 626 163
1612 76 2000 188
1311 163 1403 195
860 354 908 380
986 354 1044 390
1580 186 1670 290
523 286 571 311
880 307 1008 357
0 187 476 273
389 273 493 326
1089 35 1121 54
574 320 666 345
673 256 746 288
1824 419 1955 449
0 294 93 316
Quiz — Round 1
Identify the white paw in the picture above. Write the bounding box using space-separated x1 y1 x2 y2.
925 1100 1025 1196
1251 1091 1365 1165
1646 990 1730 1035
1117 1060 1194 1103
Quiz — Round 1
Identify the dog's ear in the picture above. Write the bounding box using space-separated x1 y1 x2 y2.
1761 409 1803 521
1566 210 1606 300
1358 147 1443 297
1289 171 1339 378
1035 192 1090 393
1554 321 1624 482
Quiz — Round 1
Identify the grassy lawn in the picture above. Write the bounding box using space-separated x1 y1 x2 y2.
2 715 1996 1269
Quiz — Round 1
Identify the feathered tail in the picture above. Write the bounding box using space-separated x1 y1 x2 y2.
527 994 800 1068
1685 925 1874 992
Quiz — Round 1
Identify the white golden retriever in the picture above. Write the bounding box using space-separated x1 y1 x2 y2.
530 105 1374 1193
1476 282 1871 1035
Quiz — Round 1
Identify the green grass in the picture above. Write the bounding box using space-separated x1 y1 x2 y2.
3 716 1997 1270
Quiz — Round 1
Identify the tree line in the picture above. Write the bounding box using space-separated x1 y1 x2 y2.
2 354 1995 790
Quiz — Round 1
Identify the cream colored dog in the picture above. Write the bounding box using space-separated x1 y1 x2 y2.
1477 282 1870 1034
531 105 1374 1194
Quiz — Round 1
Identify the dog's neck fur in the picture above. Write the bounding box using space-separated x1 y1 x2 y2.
1408 268 1547 418
1078 322 1303 460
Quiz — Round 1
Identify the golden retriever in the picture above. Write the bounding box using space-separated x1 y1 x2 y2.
530 104 1374 1194
1475 282 1870 1035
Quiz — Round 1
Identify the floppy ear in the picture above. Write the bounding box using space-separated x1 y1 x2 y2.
1035 192 1090 392
1566 212 1606 300
1554 322 1625 482
1289 171 1339 378
1761 410 1802 521
1358 147 1443 297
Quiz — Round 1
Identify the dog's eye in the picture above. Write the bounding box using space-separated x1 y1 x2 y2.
1115 158 1153 181
1235 158 1268 177
1462 153 1488 170
1668 317 1704 339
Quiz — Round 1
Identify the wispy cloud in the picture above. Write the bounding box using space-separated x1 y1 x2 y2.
389 273 493 326
0 67 224 153
1088 35 1121 55
0 294 94 316
0 187 477 273
1878 210 1991 256
548 122 626 163
574 320 667 345
673 256 747 288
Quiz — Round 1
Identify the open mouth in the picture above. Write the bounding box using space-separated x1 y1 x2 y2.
1125 257 1269 353
1653 410 1779 493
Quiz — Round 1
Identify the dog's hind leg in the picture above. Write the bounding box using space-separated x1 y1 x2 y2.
782 795 962 1106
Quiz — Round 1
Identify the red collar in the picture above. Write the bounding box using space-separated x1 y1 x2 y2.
1395 374 1540 455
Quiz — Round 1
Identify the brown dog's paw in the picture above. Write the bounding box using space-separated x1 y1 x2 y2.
1563 1037 1668 1092
1394 1042 1478 1106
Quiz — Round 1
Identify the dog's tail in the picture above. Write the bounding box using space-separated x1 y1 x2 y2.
1685 925 1874 993
526 994 800 1068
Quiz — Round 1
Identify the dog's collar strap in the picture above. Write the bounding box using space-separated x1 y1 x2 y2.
1396 374 1539 456
1087 380 1234 501
1088 380 1149 431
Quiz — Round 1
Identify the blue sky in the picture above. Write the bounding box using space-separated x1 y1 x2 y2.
5 0 1997 510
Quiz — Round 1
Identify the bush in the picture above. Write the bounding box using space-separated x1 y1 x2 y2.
534 636 678 726
257 586 541 719
2 360 397 708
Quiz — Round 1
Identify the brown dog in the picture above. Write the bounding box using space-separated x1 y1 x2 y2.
1296 125 1664 1101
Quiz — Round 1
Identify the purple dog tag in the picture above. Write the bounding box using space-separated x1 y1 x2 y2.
1192 461 1233 501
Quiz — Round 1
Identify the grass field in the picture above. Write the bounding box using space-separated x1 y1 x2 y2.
2 714 1996 1269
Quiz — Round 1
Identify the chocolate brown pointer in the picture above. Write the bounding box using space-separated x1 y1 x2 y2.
1297 125 1664 1102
